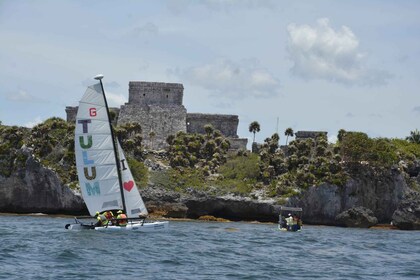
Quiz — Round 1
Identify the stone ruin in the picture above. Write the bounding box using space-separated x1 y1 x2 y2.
295 131 328 140
66 81 248 150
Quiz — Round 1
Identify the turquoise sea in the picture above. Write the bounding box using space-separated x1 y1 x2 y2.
0 214 419 279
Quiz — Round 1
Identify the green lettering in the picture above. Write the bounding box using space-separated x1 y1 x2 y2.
79 135 93 149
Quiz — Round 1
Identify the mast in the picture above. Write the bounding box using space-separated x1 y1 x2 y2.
94 74 127 214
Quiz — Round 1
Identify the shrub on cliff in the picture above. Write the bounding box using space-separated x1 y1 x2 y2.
115 122 144 161
166 125 230 174
28 117 76 184
258 133 347 195
127 157 148 188
337 130 400 167
0 124 29 177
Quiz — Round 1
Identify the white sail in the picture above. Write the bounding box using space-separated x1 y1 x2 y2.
117 141 148 218
75 83 122 216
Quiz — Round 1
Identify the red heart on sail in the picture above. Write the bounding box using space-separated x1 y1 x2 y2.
123 181 134 192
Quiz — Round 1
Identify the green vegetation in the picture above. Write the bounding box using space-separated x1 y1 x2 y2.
127 157 148 188
166 125 230 175
284 127 294 145
249 121 260 143
406 129 420 144
1 119 419 202
217 153 260 195
0 124 29 177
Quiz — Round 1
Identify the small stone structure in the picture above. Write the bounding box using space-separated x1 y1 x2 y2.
66 81 247 150
295 131 328 140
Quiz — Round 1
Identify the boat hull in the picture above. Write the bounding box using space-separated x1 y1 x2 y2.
66 221 169 232
95 221 169 232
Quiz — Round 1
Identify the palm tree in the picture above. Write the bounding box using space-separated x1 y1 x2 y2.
337 129 347 142
249 121 260 143
204 124 214 138
406 129 420 144
284 127 294 145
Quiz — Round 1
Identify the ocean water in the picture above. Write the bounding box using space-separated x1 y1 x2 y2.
0 215 419 280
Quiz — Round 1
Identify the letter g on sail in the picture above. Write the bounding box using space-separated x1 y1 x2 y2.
89 108 97 117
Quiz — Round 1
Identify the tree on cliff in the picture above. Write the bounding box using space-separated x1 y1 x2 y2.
28 117 76 183
284 127 294 145
115 122 143 160
406 129 420 144
337 129 347 142
249 121 260 143
167 129 230 175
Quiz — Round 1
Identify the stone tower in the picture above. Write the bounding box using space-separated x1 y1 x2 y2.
117 82 187 150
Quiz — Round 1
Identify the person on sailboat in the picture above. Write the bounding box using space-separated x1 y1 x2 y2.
95 211 108 227
116 210 127 227
103 210 115 225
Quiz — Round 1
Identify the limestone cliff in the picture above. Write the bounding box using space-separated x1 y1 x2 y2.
141 162 418 230
289 163 408 225
0 150 86 215
1 153 418 230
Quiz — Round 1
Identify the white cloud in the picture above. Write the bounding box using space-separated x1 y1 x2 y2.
287 18 391 86
6 90 43 103
328 134 338 144
171 58 280 99
24 116 43 128
413 106 420 114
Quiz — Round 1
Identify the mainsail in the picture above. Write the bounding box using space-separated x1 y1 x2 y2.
75 82 147 217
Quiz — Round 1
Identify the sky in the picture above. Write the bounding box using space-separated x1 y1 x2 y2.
1 0 419 146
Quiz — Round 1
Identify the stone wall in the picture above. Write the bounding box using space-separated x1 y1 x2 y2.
186 113 238 137
128 81 183 106
295 131 328 140
118 104 187 150
228 138 248 151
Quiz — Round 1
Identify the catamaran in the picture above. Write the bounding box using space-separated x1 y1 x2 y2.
65 74 168 231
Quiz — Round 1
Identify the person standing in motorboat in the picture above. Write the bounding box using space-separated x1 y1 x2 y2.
285 213 294 231
295 215 303 231
116 210 127 227
292 214 300 231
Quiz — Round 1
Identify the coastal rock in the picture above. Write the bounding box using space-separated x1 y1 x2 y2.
289 163 408 225
0 153 86 215
141 186 280 221
406 160 420 177
335 206 378 228
183 196 279 222
391 191 420 230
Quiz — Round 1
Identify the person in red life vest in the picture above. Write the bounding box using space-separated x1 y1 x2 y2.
102 210 115 225
116 210 127 227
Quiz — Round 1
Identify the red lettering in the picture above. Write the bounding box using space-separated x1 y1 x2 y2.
89 108 97 117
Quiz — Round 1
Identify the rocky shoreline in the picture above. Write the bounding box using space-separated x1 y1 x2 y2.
0 153 419 230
